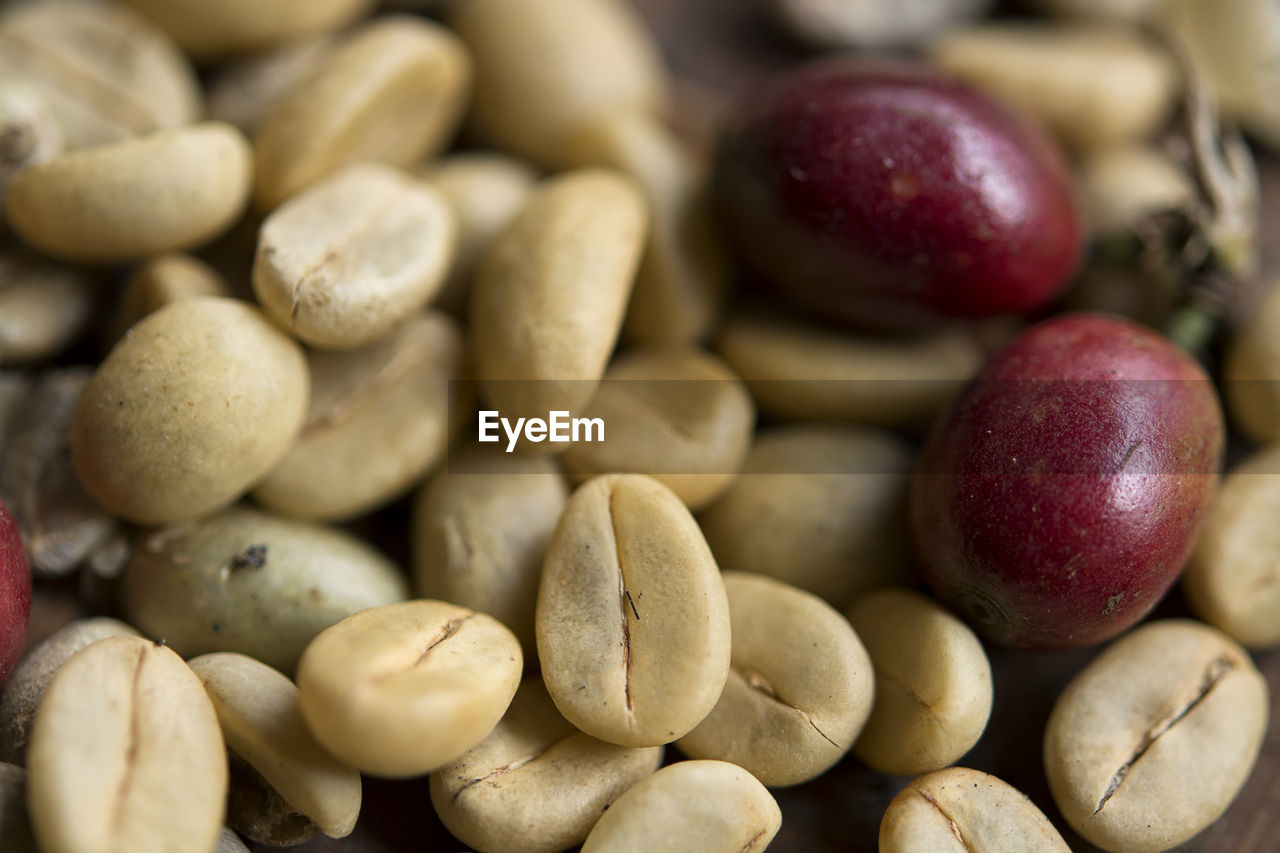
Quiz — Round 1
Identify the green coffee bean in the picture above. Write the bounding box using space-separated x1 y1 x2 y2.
122 507 408 672
472 168 647 428
699 425 912 605
0 1 200 149
450 0 667 169
559 347 755 510
1184 444 1280 648
416 152 539 315
252 16 470 210
119 0 374 59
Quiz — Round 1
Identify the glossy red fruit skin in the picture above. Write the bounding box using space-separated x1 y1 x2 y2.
0 501 31 685
714 59 1084 330
911 313 1223 650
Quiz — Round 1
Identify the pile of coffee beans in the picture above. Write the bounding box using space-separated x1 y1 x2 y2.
0 0 1278 851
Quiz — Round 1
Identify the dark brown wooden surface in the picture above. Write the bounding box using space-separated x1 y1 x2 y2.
23 1 1280 851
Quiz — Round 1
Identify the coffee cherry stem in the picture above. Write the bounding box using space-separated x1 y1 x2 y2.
1130 27 1264 359
1182 59 1258 285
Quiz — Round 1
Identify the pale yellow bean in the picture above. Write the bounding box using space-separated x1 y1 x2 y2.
1158 0 1280 151
412 446 568 654
253 162 455 349
6 123 252 264
699 425 913 605
416 152 539 316
1029 0 1163 20
0 78 61 199
188 653 361 839
253 312 464 520
27 637 227 853
676 573 873 786
559 346 755 510
122 507 408 673
253 17 470 210
0 246 96 366
928 23 1178 151
579 760 780 853
563 109 726 345
1044 620 1268 851
472 169 647 427
775 0 992 49
1225 280 1280 443
209 37 334 135
1080 146 1195 237
0 1 200 149
451 0 667 169
717 312 986 427
1184 442 1280 648
537 474 731 747
119 0 375 59
0 617 139 766
72 297 308 524
296 600 523 778
847 588 993 776
109 253 231 345
430 677 663 853
879 767 1070 853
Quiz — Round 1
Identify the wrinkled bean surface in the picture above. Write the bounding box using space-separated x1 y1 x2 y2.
253 162 455 349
